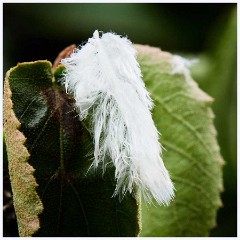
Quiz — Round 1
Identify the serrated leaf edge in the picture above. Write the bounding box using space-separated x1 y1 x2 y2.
4 69 44 237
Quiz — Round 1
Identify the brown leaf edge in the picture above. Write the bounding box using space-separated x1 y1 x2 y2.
52 44 76 70
3 63 44 237
135 44 215 104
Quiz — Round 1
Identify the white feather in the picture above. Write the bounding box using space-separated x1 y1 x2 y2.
61 30 174 205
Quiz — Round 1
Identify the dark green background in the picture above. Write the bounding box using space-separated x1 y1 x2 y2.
3 3 237 237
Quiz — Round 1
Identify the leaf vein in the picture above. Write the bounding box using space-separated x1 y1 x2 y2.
173 176 217 207
163 140 216 182
68 181 90 236
29 109 56 152
155 95 213 156
19 96 39 121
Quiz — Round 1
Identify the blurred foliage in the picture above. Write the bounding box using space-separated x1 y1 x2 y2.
191 6 237 236
3 3 236 237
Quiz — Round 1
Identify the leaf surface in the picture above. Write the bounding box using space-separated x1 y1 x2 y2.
4 61 140 237
135 45 224 237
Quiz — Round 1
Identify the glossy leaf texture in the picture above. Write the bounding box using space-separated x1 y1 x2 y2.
135 45 224 237
3 61 140 237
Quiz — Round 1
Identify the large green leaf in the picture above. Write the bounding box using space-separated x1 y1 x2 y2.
3 61 140 237
135 45 224 236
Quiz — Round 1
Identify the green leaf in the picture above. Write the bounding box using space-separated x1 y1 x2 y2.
135 45 224 236
4 61 140 237
4 44 224 237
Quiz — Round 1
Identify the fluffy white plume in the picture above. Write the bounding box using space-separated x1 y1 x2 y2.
61 30 174 205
